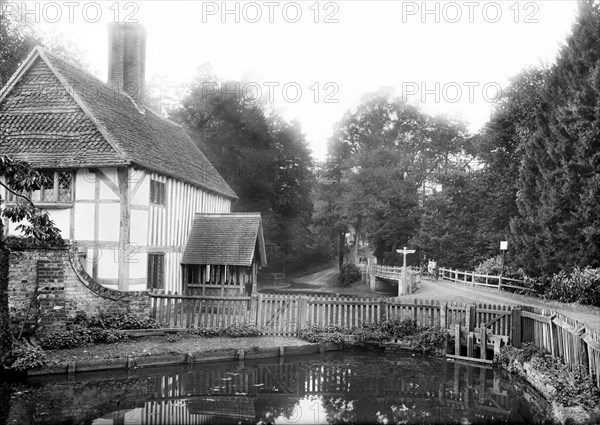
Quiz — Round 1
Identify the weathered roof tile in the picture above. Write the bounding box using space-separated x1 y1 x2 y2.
0 47 237 199
182 213 267 267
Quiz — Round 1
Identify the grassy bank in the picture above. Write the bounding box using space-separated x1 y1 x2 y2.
495 343 600 424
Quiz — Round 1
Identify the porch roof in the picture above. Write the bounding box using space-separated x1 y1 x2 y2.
181 213 267 267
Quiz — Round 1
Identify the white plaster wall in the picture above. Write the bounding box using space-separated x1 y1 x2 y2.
73 203 94 240
97 248 118 279
50 209 70 237
129 250 146 280
98 203 120 242
130 209 148 246
75 169 95 200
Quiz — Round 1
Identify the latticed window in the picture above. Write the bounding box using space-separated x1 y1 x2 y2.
147 253 165 290
58 172 72 201
7 170 73 203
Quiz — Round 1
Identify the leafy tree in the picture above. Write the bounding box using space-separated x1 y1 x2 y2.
510 0 600 277
0 5 40 86
0 156 63 367
322 93 470 264
0 9 85 87
172 72 318 271
412 170 488 268
476 69 547 256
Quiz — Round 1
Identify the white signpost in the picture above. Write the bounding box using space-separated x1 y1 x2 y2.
500 241 508 289
396 247 416 297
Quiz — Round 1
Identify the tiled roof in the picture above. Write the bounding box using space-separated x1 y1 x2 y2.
0 47 237 199
182 213 267 267
0 59 127 168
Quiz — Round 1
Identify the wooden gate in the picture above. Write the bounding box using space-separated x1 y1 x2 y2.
255 294 302 336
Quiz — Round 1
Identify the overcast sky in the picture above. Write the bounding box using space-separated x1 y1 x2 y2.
30 0 579 159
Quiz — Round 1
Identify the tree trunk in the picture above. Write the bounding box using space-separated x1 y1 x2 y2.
0 242 11 367
353 216 362 265
338 232 345 271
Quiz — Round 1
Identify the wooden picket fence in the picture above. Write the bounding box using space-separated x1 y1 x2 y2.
149 291 251 329
439 267 531 292
148 291 510 337
519 306 600 387
147 290 600 387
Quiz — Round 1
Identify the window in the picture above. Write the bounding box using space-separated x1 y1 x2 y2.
7 170 73 204
150 179 166 206
147 253 165 290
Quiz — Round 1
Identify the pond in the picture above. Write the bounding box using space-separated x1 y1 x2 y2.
1 350 550 424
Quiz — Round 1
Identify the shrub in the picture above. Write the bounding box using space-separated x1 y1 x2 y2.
339 263 362 287
493 343 548 372
166 332 184 343
10 340 48 371
352 328 386 342
75 312 159 330
474 256 525 281
412 327 447 354
186 326 223 338
544 267 600 307
39 327 128 350
223 322 260 337
185 322 261 338
298 323 350 343
298 324 325 343
379 318 420 339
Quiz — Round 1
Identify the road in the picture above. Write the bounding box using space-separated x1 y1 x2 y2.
260 266 600 331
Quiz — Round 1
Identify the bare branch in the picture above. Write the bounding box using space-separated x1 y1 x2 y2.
0 180 35 208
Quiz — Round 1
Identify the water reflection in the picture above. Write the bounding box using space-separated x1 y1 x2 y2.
4 351 549 424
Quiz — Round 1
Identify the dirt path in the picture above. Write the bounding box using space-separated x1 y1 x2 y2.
261 267 600 331
409 277 600 332
293 267 339 286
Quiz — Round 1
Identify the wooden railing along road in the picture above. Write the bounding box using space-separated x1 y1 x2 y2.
438 267 531 292
148 291 600 387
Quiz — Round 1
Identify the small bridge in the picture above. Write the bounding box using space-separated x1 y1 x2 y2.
367 264 421 296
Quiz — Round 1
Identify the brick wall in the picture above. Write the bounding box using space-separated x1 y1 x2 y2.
8 244 150 336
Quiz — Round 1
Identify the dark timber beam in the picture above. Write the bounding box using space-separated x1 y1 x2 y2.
118 167 130 290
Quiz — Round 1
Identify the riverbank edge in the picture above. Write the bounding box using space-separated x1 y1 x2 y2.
23 337 598 424
498 355 600 425
26 341 343 376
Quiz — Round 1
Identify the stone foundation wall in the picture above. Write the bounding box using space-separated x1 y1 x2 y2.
8 245 150 336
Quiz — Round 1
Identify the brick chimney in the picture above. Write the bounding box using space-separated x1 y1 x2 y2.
107 23 146 103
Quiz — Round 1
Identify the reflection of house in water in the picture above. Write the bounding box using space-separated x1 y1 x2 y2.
21 354 549 425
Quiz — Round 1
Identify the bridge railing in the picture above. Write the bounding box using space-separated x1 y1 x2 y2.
369 265 421 294
438 267 531 292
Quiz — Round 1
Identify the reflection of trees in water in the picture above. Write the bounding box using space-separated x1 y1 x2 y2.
253 395 300 424
7 353 550 425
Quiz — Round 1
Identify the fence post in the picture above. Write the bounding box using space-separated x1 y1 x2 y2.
250 294 259 326
379 299 387 322
455 324 461 356
548 314 557 356
440 302 448 330
466 305 475 332
150 290 156 320
297 295 308 332
511 308 522 347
